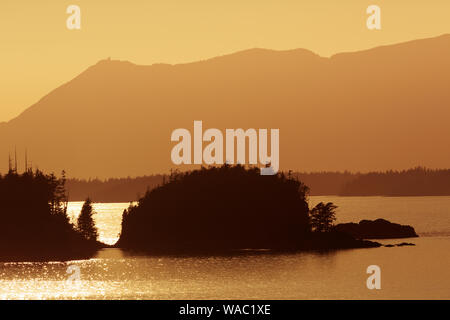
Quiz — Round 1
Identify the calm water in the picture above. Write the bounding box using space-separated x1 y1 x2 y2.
1 196 449 299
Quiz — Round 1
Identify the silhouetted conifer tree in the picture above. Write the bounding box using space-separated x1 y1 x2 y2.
309 202 337 232
77 198 98 241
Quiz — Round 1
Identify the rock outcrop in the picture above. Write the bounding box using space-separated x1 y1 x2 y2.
334 219 418 239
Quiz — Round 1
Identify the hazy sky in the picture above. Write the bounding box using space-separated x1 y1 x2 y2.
1 0 449 122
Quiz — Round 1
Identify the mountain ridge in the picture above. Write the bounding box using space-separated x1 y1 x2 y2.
6 33 450 125
1 34 449 178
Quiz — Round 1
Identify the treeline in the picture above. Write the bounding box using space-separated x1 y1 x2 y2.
295 171 355 196
339 167 450 196
65 167 450 202
66 175 165 202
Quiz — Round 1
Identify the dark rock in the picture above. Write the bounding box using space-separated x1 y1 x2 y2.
334 219 418 239
396 242 415 247
299 231 381 250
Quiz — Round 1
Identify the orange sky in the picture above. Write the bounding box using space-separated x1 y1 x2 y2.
1 0 449 122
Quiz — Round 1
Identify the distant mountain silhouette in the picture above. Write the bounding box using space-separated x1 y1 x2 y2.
1 35 450 177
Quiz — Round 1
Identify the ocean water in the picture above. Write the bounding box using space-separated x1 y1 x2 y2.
0 196 449 299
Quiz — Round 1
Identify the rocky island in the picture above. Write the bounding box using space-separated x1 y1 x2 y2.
117 165 382 254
